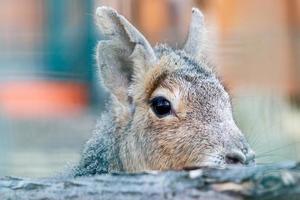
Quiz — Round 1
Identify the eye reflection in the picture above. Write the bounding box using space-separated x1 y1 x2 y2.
150 96 172 118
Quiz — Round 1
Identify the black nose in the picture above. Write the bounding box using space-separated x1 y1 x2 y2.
225 149 256 166
225 151 246 165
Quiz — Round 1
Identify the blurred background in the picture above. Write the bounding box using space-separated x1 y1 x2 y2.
0 0 300 177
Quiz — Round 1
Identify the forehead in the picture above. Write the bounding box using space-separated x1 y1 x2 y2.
151 49 230 107
162 69 228 104
154 48 225 98
154 45 214 82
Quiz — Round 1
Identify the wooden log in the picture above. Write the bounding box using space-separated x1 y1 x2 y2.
0 162 300 200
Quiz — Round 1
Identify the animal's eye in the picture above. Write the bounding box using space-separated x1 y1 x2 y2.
150 96 172 118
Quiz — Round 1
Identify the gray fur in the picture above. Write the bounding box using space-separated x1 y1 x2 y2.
95 6 156 104
183 8 206 59
73 7 255 176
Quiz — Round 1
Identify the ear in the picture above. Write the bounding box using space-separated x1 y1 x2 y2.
96 7 157 105
183 8 206 59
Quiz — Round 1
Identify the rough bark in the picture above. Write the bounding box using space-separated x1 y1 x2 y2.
1 162 300 200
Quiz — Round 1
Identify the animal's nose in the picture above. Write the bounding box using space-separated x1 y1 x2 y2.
225 149 256 166
225 150 246 165
245 149 256 166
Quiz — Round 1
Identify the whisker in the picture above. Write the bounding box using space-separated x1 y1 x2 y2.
256 162 276 165
255 154 277 159
257 141 300 156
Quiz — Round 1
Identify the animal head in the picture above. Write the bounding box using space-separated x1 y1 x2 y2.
96 7 255 171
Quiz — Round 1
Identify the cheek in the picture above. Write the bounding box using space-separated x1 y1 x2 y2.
134 110 180 148
169 126 214 153
147 126 190 156
131 105 171 136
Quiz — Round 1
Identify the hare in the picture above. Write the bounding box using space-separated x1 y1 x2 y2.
73 7 255 176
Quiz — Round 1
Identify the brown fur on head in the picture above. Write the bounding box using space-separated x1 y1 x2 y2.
76 7 255 175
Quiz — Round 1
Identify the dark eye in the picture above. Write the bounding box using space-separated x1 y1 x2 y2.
150 96 172 118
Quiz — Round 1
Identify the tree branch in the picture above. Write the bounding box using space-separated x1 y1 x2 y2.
1 162 300 200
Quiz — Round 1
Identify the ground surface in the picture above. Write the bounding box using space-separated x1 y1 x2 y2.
1 162 300 200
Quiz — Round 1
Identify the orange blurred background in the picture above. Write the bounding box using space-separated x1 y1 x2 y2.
1 0 300 118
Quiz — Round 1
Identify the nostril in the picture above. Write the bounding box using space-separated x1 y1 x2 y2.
225 152 245 165
225 155 242 165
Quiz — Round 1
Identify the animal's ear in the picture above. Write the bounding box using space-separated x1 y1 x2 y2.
183 8 206 59
96 7 157 105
